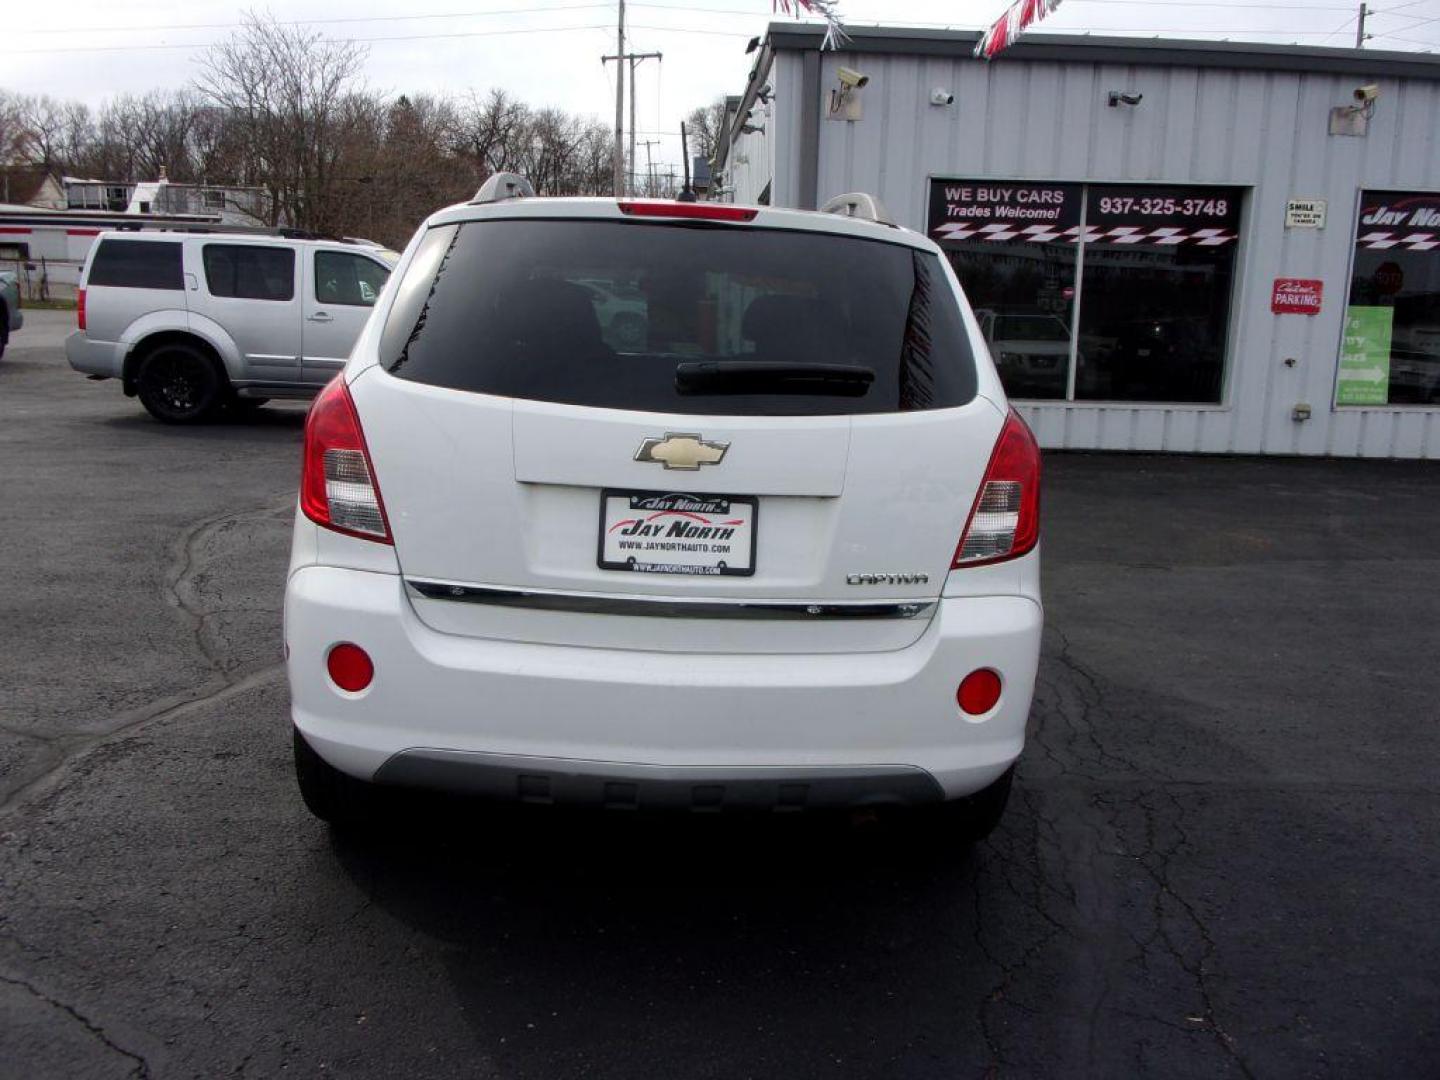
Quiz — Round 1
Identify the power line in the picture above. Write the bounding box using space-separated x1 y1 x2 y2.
0 23 615 56
7 3 613 35
628 23 755 36
1372 8 1440 27
1318 11 1361 40
1373 0 1438 12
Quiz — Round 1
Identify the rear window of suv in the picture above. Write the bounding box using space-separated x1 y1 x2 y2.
88 240 183 290
379 219 977 416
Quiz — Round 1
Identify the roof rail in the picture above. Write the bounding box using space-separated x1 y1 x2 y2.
471 172 535 205
819 192 894 226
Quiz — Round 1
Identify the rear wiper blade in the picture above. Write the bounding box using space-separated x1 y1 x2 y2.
674 360 875 396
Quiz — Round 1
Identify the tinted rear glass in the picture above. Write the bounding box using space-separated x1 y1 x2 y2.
203 244 295 301
379 220 976 415
88 240 183 290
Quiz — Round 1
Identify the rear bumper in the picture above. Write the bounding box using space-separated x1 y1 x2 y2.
285 566 1042 804
7 308 20 333
375 751 944 809
66 331 124 378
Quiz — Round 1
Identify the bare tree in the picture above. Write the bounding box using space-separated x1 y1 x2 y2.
196 11 366 231
0 91 28 166
685 97 729 161
15 95 73 168
3 29 624 245
453 88 527 182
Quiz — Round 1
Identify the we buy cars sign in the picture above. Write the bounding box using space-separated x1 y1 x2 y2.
1272 278 1324 315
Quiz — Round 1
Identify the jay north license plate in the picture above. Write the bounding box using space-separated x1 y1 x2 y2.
598 491 757 576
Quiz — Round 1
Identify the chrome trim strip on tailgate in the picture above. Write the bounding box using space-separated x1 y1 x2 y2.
405 579 935 620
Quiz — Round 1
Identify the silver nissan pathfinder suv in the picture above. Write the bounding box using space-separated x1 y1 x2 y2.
67 232 396 422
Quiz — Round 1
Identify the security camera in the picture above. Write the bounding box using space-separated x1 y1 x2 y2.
1354 83 1380 103
1107 90 1143 107
930 88 955 106
836 67 870 89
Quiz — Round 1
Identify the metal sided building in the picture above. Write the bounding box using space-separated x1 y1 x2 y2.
712 25 1440 458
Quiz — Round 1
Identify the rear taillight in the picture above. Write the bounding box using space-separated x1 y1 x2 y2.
952 408 1041 568
301 377 392 544
617 200 758 222
77 288 86 331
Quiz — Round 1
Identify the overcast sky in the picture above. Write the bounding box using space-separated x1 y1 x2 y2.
7 0 1439 179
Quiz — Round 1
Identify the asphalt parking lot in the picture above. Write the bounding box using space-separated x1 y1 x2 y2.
2 307 1438 1079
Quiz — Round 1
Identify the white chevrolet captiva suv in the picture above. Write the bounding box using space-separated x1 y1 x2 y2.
285 175 1043 840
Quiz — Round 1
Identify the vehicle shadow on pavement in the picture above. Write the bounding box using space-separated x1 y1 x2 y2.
97 405 309 436
322 797 1017 1075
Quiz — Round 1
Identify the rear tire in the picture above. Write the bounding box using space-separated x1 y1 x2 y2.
0 308 9 360
929 765 1015 847
293 727 377 827
135 343 224 423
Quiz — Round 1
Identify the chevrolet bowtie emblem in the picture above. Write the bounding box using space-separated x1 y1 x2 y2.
634 433 730 470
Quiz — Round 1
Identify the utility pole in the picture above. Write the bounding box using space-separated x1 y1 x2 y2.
610 0 624 195
640 139 660 196
679 121 696 201
601 0 660 198
1356 2 1369 48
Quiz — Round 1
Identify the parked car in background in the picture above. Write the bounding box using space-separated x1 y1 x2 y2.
66 232 396 422
0 270 21 360
976 310 1073 398
575 277 649 350
285 177 1044 841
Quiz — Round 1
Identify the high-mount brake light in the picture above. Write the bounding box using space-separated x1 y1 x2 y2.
952 408 1041 568
300 377 393 544
77 288 87 331
617 200 758 222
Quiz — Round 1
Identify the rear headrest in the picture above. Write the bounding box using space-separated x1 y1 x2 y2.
742 294 845 361
490 278 604 352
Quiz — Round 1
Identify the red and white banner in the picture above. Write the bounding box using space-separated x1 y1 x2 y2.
975 0 1065 59
774 0 848 50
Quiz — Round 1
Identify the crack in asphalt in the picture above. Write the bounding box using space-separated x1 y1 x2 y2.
0 664 284 819
972 792 1075 1073
0 971 152 1078
981 625 1262 1075
1042 624 1141 780
162 499 294 679
1129 786 1257 1079
0 496 292 818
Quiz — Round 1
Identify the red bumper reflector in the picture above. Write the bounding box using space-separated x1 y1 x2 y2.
327 643 374 693
957 669 1002 715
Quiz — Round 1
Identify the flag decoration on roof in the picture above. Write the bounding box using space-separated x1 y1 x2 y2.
975 0 1065 59
774 0 849 51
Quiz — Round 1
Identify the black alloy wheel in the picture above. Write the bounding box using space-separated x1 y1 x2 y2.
136 345 224 423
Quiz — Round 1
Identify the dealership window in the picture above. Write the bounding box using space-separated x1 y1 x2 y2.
1338 190 1440 406
930 180 1241 403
